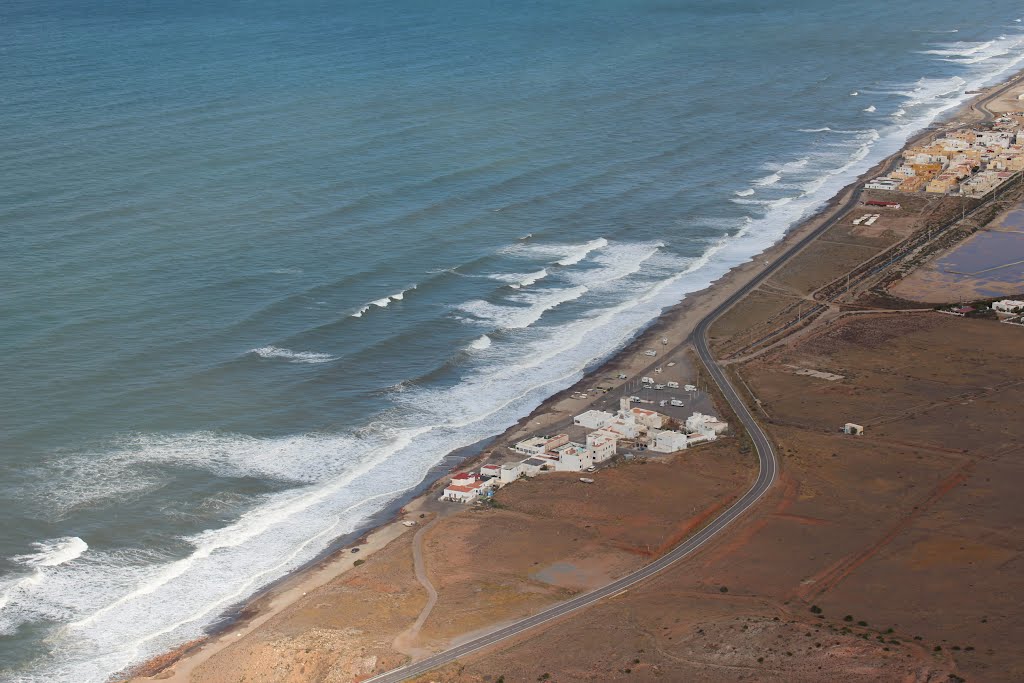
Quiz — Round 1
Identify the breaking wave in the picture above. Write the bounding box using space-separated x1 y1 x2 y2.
490 269 549 289
351 285 417 317
556 237 608 266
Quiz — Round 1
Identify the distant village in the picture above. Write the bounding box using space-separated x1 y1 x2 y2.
866 112 1024 197
441 394 728 504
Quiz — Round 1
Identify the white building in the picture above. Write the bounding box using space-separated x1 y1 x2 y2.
865 177 902 191
628 407 664 430
521 457 548 476
686 433 712 447
550 442 593 472
513 434 569 456
600 418 640 440
586 431 617 462
685 412 728 437
573 409 614 430
480 464 501 479
449 471 478 486
441 480 488 503
649 430 689 453
993 299 1024 313
500 462 525 484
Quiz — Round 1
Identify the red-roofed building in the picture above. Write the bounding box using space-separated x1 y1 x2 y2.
449 471 478 485
441 480 488 503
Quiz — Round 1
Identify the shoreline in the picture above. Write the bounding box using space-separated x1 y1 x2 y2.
128 70 1024 682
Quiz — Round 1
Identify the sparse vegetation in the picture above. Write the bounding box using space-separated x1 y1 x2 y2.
353 559 365 566
810 605 822 614
844 615 853 622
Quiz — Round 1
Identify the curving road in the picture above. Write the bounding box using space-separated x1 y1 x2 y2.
364 235 796 683
363 77 1021 683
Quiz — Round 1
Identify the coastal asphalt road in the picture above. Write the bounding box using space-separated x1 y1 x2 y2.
363 78 1019 683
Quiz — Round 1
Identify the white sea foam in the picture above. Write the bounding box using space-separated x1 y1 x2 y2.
459 285 589 330
501 237 608 268
753 171 782 186
0 537 89 635
351 285 417 317
13 538 89 568
491 269 549 289
566 241 663 289
863 104 877 112
923 35 1024 65
850 91 859 96
556 237 608 266
923 39 997 57
734 188 755 197
469 335 492 350
251 346 336 364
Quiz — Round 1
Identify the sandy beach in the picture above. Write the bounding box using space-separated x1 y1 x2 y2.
126 70 1024 683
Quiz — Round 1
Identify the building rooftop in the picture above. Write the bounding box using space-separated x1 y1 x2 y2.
446 484 480 493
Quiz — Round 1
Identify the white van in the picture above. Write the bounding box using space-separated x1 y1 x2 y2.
670 399 684 407
666 381 679 389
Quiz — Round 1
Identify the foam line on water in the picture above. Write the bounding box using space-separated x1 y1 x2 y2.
490 268 549 289
250 346 336 364
458 285 589 330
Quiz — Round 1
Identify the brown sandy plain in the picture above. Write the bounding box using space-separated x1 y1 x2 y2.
411 305 1023 683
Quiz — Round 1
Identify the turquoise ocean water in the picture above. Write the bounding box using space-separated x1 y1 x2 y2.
3 1 1024 679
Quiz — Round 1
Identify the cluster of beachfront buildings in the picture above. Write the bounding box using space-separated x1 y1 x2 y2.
866 117 1024 197
440 397 728 503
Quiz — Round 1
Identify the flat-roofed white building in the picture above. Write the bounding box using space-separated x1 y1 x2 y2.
521 457 548 476
601 418 640 440
550 442 592 472
993 299 1024 313
573 410 614 430
628 407 663 430
513 434 569 456
685 412 728 437
441 480 487 503
500 462 525 483
586 432 617 462
649 430 689 453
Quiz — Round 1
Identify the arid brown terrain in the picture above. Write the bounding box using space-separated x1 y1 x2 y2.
407 310 1022 683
